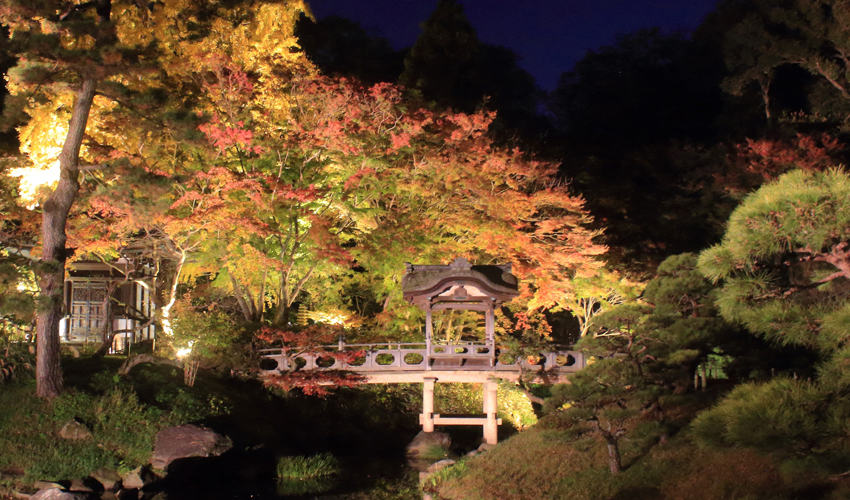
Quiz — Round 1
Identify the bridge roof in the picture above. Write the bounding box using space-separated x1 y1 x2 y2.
402 257 519 308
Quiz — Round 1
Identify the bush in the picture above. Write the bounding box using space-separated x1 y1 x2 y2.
0 343 34 384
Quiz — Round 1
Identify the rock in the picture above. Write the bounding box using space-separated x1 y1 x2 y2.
465 449 478 458
150 425 232 471
58 420 91 441
426 459 456 473
119 467 154 490
477 443 495 453
89 469 121 491
33 482 64 491
29 489 89 500
68 478 103 493
405 430 451 456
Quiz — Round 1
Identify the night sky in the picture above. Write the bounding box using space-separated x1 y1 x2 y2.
309 0 720 91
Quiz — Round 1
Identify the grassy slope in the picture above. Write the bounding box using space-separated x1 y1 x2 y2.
432 394 850 500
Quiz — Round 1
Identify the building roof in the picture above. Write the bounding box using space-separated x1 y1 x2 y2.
402 257 520 309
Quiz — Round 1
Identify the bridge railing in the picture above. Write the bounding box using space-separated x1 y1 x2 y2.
258 341 585 374
429 340 493 358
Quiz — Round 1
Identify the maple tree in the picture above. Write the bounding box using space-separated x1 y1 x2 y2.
257 324 365 396
1 0 310 397
131 69 607 332
3 0 605 399
709 133 844 197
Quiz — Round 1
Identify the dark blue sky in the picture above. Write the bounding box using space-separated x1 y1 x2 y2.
309 0 719 91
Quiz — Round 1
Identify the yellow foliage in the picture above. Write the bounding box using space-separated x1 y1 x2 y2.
435 383 538 430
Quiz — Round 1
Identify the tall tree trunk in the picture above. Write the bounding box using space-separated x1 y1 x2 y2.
94 287 116 358
758 72 773 127
274 303 291 326
160 250 186 337
594 420 623 475
606 438 622 475
35 78 96 399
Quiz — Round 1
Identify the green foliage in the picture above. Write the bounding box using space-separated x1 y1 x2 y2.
419 444 452 461
0 383 162 482
430 392 850 500
692 377 850 458
52 389 163 466
170 301 251 372
0 343 34 385
691 168 850 460
0 358 240 484
424 458 469 489
0 249 36 325
719 0 850 126
276 453 341 479
698 168 850 351
435 383 538 430
543 253 745 474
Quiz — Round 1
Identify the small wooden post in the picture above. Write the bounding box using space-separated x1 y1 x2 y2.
483 380 499 445
422 377 436 433
425 306 433 368
485 305 495 366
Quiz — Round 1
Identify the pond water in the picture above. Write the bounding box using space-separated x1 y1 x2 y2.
143 381 465 499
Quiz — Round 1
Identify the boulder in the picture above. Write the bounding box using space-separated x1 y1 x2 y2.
58 420 91 441
150 424 232 471
119 466 154 490
426 459 456 473
89 469 121 491
30 489 89 500
68 478 102 493
32 482 64 491
405 431 451 457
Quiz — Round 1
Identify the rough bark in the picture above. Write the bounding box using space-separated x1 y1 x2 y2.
35 78 97 399
606 439 622 475
592 419 624 475
274 304 291 326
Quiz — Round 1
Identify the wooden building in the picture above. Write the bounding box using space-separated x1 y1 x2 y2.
60 259 156 353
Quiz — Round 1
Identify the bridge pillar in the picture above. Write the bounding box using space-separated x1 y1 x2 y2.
483 380 499 445
422 377 436 432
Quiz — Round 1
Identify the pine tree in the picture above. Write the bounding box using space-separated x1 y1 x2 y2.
694 168 850 457
399 0 481 112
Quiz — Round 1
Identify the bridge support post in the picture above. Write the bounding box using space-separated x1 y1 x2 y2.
422 377 436 432
483 380 499 445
